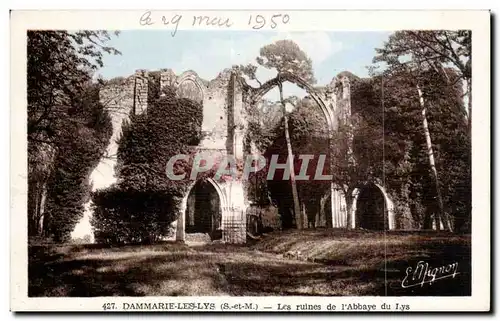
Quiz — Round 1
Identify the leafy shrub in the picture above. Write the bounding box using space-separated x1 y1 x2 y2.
43 85 112 242
91 86 203 244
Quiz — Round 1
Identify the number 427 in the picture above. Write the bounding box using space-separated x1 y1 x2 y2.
102 303 116 310
248 14 290 30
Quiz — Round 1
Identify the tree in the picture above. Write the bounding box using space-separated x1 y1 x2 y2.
91 87 204 244
414 31 471 132
244 99 283 209
27 30 120 240
238 39 317 229
373 31 471 132
265 98 331 228
417 69 471 232
41 83 113 242
371 33 470 231
28 140 55 237
28 30 120 144
374 32 461 231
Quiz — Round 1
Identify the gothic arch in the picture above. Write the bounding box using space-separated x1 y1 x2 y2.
178 177 229 241
249 72 335 132
184 177 228 218
180 178 228 241
175 70 206 102
350 183 395 230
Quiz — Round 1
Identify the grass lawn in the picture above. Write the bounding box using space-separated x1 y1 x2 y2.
28 229 470 297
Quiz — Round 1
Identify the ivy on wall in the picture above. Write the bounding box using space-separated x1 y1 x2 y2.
91 83 204 244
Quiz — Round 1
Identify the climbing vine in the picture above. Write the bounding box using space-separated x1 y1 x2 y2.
91 84 204 244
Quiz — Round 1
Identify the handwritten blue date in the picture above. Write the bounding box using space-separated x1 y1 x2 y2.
248 14 290 30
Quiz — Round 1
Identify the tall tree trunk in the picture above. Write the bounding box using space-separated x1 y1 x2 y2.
416 84 451 232
38 185 47 235
344 187 354 229
278 81 302 229
28 180 47 237
28 180 38 237
466 77 472 233
318 196 327 227
467 77 472 136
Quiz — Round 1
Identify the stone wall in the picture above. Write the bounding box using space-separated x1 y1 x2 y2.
73 67 424 244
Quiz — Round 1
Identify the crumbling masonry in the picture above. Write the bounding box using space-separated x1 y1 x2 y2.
94 67 401 243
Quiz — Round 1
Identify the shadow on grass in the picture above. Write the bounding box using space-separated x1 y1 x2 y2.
29 247 221 297
219 231 471 296
218 252 470 296
28 230 471 297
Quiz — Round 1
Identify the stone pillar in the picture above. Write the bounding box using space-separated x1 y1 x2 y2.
331 185 350 228
233 129 245 160
160 69 176 94
229 69 247 160
341 76 351 101
331 184 339 227
350 189 360 229
176 195 188 242
324 79 338 130
134 69 148 115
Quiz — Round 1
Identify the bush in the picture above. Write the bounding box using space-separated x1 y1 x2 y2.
91 87 203 244
91 186 178 244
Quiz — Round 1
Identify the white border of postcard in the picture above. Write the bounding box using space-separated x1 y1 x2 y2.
10 10 490 312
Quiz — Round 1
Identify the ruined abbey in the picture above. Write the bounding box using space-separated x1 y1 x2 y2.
93 67 403 244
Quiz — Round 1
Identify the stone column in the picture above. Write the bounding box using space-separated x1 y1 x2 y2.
134 69 148 115
341 76 351 101
331 186 350 228
331 184 340 228
350 189 360 229
160 69 176 94
176 195 188 242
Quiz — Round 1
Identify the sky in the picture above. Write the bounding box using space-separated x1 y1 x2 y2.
97 30 391 99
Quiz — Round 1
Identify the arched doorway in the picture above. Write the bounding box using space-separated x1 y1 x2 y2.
355 184 388 230
185 180 222 240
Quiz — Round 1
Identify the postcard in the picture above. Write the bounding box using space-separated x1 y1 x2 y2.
10 9 490 312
